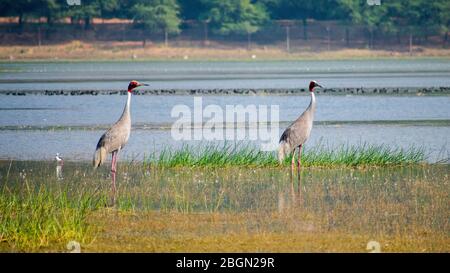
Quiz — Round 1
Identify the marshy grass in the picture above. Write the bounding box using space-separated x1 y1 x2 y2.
0 143 444 252
85 164 450 252
147 144 276 168
143 143 426 168
0 187 93 251
300 143 426 166
0 163 105 251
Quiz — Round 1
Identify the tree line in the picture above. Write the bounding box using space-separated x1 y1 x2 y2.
0 0 449 47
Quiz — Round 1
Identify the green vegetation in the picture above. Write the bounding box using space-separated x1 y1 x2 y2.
200 0 268 49
0 0 448 46
296 144 426 167
0 143 437 252
148 144 276 167
0 168 102 251
0 160 448 252
132 0 181 47
144 143 426 168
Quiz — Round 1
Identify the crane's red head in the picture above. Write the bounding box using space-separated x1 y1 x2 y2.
128 80 148 93
309 80 322 92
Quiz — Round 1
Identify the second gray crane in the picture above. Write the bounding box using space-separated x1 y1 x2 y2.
278 80 322 172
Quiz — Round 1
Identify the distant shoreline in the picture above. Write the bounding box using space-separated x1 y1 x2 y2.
1 87 449 96
1 41 450 61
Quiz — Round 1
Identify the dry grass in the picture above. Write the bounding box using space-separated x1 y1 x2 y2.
1 40 450 61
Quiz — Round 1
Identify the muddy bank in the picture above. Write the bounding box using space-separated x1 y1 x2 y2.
1 86 450 96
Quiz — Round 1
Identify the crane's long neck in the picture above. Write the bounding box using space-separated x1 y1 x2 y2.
120 92 132 121
308 92 316 113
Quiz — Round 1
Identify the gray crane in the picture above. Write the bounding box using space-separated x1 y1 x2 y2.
278 80 322 172
93 80 148 204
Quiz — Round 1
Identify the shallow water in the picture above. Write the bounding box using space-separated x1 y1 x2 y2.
0 125 448 162
0 60 449 162
1 95 450 126
1 59 450 90
110 164 449 218
0 95 449 162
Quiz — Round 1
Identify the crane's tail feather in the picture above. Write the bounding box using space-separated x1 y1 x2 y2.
278 141 290 164
93 146 107 168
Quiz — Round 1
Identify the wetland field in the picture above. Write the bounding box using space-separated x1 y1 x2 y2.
0 146 448 252
0 60 449 252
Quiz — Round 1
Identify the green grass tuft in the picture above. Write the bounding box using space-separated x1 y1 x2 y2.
143 143 426 168
0 174 103 251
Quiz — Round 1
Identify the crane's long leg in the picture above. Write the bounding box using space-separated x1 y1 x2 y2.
297 145 303 195
297 144 302 170
291 147 296 174
111 151 118 205
289 147 298 201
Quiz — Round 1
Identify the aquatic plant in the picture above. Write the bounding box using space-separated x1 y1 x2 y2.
0 143 434 252
0 168 104 251
143 143 426 168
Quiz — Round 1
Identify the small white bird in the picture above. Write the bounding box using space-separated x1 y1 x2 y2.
55 153 64 180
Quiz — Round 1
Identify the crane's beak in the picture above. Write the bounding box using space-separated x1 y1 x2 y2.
131 83 148 93
316 84 323 88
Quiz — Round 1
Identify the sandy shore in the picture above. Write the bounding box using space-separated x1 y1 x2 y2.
2 41 450 61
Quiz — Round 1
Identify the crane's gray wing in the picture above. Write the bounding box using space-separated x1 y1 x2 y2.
279 127 291 143
95 132 107 149
96 123 128 153
280 114 312 148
